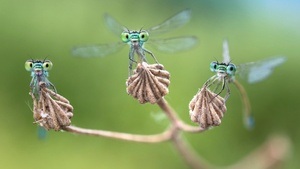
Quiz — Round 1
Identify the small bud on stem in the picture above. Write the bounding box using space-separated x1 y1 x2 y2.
31 82 73 131
189 86 227 129
126 62 170 104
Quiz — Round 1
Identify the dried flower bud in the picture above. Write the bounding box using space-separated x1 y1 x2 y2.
126 62 170 104
31 82 73 131
189 86 227 129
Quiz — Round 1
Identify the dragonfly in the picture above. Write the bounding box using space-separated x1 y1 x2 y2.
25 59 56 98
72 9 198 75
204 40 286 129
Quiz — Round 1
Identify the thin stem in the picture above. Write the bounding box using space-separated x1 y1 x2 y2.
156 98 181 124
157 98 206 132
172 134 212 169
179 122 206 133
63 125 173 143
157 97 208 169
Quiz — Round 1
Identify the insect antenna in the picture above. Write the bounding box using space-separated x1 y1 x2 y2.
139 26 144 32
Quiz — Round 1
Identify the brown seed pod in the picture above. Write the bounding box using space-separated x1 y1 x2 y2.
31 82 73 131
126 62 170 104
189 86 227 129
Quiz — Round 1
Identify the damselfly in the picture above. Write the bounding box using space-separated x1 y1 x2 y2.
25 59 56 98
204 40 286 129
72 9 197 75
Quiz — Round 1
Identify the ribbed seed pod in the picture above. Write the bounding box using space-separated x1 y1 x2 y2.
31 82 73 131
189 86 227 129
126 62 170 104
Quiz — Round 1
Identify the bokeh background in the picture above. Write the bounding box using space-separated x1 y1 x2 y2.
0 0 299 168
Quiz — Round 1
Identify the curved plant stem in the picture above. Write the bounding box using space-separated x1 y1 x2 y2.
156 98 206 132
157 98 209 169
59 96 290 169
172 134 213 169
64 125 173 143
61 98 290 169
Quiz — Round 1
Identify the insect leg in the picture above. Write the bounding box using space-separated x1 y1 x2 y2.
204 75 218 88
215 76 226 96
49 82 57 93
209 76 226 103
143 48 159 64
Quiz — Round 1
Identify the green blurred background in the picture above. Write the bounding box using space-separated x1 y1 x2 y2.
0 0 299 168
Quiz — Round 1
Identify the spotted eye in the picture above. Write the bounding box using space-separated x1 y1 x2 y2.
121 32 130 43
139 31 149 42
209 61 218 72
43 60 53 71
226 63 236 75
25 60 33 71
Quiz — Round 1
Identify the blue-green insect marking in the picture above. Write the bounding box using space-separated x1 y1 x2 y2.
120 29 157 71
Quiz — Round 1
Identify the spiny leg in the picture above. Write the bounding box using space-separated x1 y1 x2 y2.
213 81 222 93
141 50 148 63
209 77 226 103
203 75 222 103
204 75 218 88
48 81 57 93
143 48 159 64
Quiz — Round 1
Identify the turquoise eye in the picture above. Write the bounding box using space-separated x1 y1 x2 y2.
43 60 53 71
121 32 130 43
209 61 218 72
226 63 236 75
139 31 149 42
25 60 33 71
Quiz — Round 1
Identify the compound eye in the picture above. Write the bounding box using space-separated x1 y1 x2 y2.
209 61 218 72
43 60 53 71
226 63 236 75
139 31 149 42
25 60 33 71
121 32 130 42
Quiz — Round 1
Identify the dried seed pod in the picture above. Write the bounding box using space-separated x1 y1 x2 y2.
31 82 73 131
126 62 170 104
189 86 227 129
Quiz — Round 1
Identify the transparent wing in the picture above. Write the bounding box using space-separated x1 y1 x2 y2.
148 36 198 53
222 39 231 64
237 56 286 84
104 13 126 37
147 9 191 36
72 42 125 57
150 111 168 124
